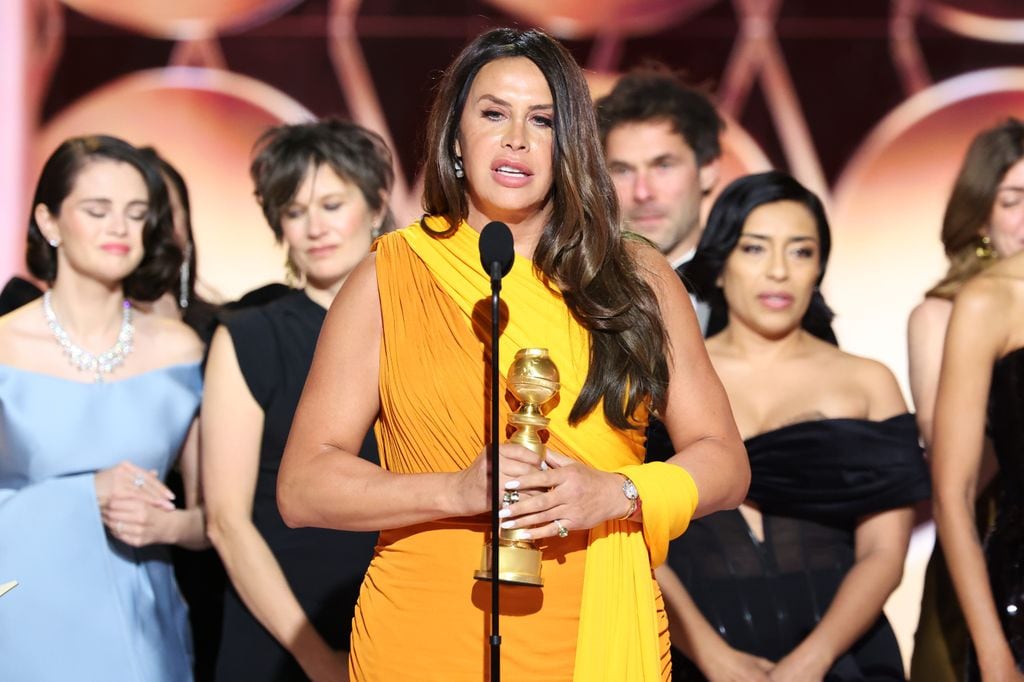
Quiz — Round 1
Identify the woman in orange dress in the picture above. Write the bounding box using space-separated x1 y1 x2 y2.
277 28 749 681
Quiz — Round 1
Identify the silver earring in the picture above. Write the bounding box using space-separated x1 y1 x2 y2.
48 237 60 248
454 158 465 179
178 242 192 309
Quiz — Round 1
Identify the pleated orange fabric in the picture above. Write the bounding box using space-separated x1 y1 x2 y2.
349 219 692 681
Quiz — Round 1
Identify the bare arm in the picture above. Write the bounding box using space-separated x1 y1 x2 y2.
656 564 774 682
907 298 952 447
203 327 346 681
932 279 1022 681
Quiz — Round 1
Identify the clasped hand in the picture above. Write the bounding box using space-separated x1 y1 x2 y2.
458 444 630 539
94 460 176 547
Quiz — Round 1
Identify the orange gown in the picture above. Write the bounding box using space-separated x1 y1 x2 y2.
349 218 698 681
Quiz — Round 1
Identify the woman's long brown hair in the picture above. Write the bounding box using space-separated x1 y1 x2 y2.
421 28 669 430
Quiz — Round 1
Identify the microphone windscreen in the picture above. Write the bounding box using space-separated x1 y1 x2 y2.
479 221 515 278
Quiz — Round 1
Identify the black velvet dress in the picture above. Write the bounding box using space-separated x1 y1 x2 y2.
665 414 930 681
966 348 1024 680
215 290 379 681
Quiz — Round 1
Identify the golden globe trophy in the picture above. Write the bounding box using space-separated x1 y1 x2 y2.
474 348 560 587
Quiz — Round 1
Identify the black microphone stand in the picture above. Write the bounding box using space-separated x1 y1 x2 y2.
488 260 502 682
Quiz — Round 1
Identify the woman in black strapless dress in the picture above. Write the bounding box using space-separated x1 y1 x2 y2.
933 250 1024 682
658 171 930 681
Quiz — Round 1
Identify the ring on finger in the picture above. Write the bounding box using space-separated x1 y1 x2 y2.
133 475 145 488
115 521 123 533
554 519 569 538
502 489 520 506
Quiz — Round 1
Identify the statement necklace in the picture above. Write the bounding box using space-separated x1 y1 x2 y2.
43 291 135 383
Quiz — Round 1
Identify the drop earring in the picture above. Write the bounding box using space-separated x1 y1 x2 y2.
976 234 995 260
178 242 192 309
454 157 465 179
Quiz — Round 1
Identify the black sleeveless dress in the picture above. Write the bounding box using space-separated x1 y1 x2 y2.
215 290 379 681
966 348 1024 680
666 414 930 681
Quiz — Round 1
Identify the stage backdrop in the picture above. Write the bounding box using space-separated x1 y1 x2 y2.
5 0 1024 671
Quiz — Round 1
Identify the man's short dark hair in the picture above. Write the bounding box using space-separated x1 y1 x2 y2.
595 66 724 167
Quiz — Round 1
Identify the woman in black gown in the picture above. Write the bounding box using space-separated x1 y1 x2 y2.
202 119 394 681
660 171 930 681
933 246 1024 681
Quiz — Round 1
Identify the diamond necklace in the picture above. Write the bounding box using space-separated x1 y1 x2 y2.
43 291 135 383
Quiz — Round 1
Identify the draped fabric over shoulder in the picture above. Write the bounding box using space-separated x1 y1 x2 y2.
0 363 201 682
668 415 928 681
350 218 698 681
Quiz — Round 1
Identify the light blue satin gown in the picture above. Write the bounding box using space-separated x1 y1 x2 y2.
0 362 201 681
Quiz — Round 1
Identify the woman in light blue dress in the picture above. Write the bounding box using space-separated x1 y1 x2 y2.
0 135 207 681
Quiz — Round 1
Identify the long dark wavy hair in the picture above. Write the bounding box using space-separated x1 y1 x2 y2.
684 170 837 344
27 135 181 302
422 27 669 429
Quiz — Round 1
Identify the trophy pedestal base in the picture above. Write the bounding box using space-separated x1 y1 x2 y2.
474 541 543 587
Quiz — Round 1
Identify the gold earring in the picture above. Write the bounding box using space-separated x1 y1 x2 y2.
284 253 305 288
976 234 995 260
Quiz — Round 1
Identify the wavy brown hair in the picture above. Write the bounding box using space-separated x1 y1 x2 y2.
928 118 1024 300
422 27 669 429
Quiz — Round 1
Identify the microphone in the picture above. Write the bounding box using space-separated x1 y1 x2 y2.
479 221 515 286
478 219 514 682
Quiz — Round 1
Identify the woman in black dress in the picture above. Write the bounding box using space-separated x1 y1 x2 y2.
660 171 930 681
932 247 1024 680
202 119 394 681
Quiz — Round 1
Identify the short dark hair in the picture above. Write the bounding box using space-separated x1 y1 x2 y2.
683 170 837 344
250 118 395 239
27 135 182 302
595 66 724 167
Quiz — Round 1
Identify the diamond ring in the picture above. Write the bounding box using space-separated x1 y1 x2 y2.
554 519 569 538
502 489 520 506
133 475 145 488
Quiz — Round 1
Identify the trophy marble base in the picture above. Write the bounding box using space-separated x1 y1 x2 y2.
473 535 544 587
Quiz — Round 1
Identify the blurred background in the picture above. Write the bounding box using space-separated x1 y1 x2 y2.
4 0 1024 670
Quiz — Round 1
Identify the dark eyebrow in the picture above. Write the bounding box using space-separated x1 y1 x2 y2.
648 154 680 166
477 94 553 112
997 185 1024 193
740 233 818 244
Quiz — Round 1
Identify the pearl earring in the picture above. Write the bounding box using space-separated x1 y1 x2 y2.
48 237 60 248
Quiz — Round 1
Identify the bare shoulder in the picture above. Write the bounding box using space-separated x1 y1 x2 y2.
908 296 952 337
832 348 906 417
623 237 686 301
0 300 49 359
330 251 379 317
134 309 204 365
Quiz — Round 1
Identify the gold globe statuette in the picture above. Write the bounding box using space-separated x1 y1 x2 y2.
474 348 560 587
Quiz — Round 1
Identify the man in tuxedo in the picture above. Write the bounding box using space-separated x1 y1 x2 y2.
596 67 724 333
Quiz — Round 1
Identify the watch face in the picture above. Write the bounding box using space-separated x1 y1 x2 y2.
623 479 639 500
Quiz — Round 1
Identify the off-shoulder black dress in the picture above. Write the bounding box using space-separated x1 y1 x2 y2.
667 414 930 681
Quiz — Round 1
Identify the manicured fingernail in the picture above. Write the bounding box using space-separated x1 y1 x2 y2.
505 480 520 489
501 520 516 529
519 531 532 539
498 508 511 518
